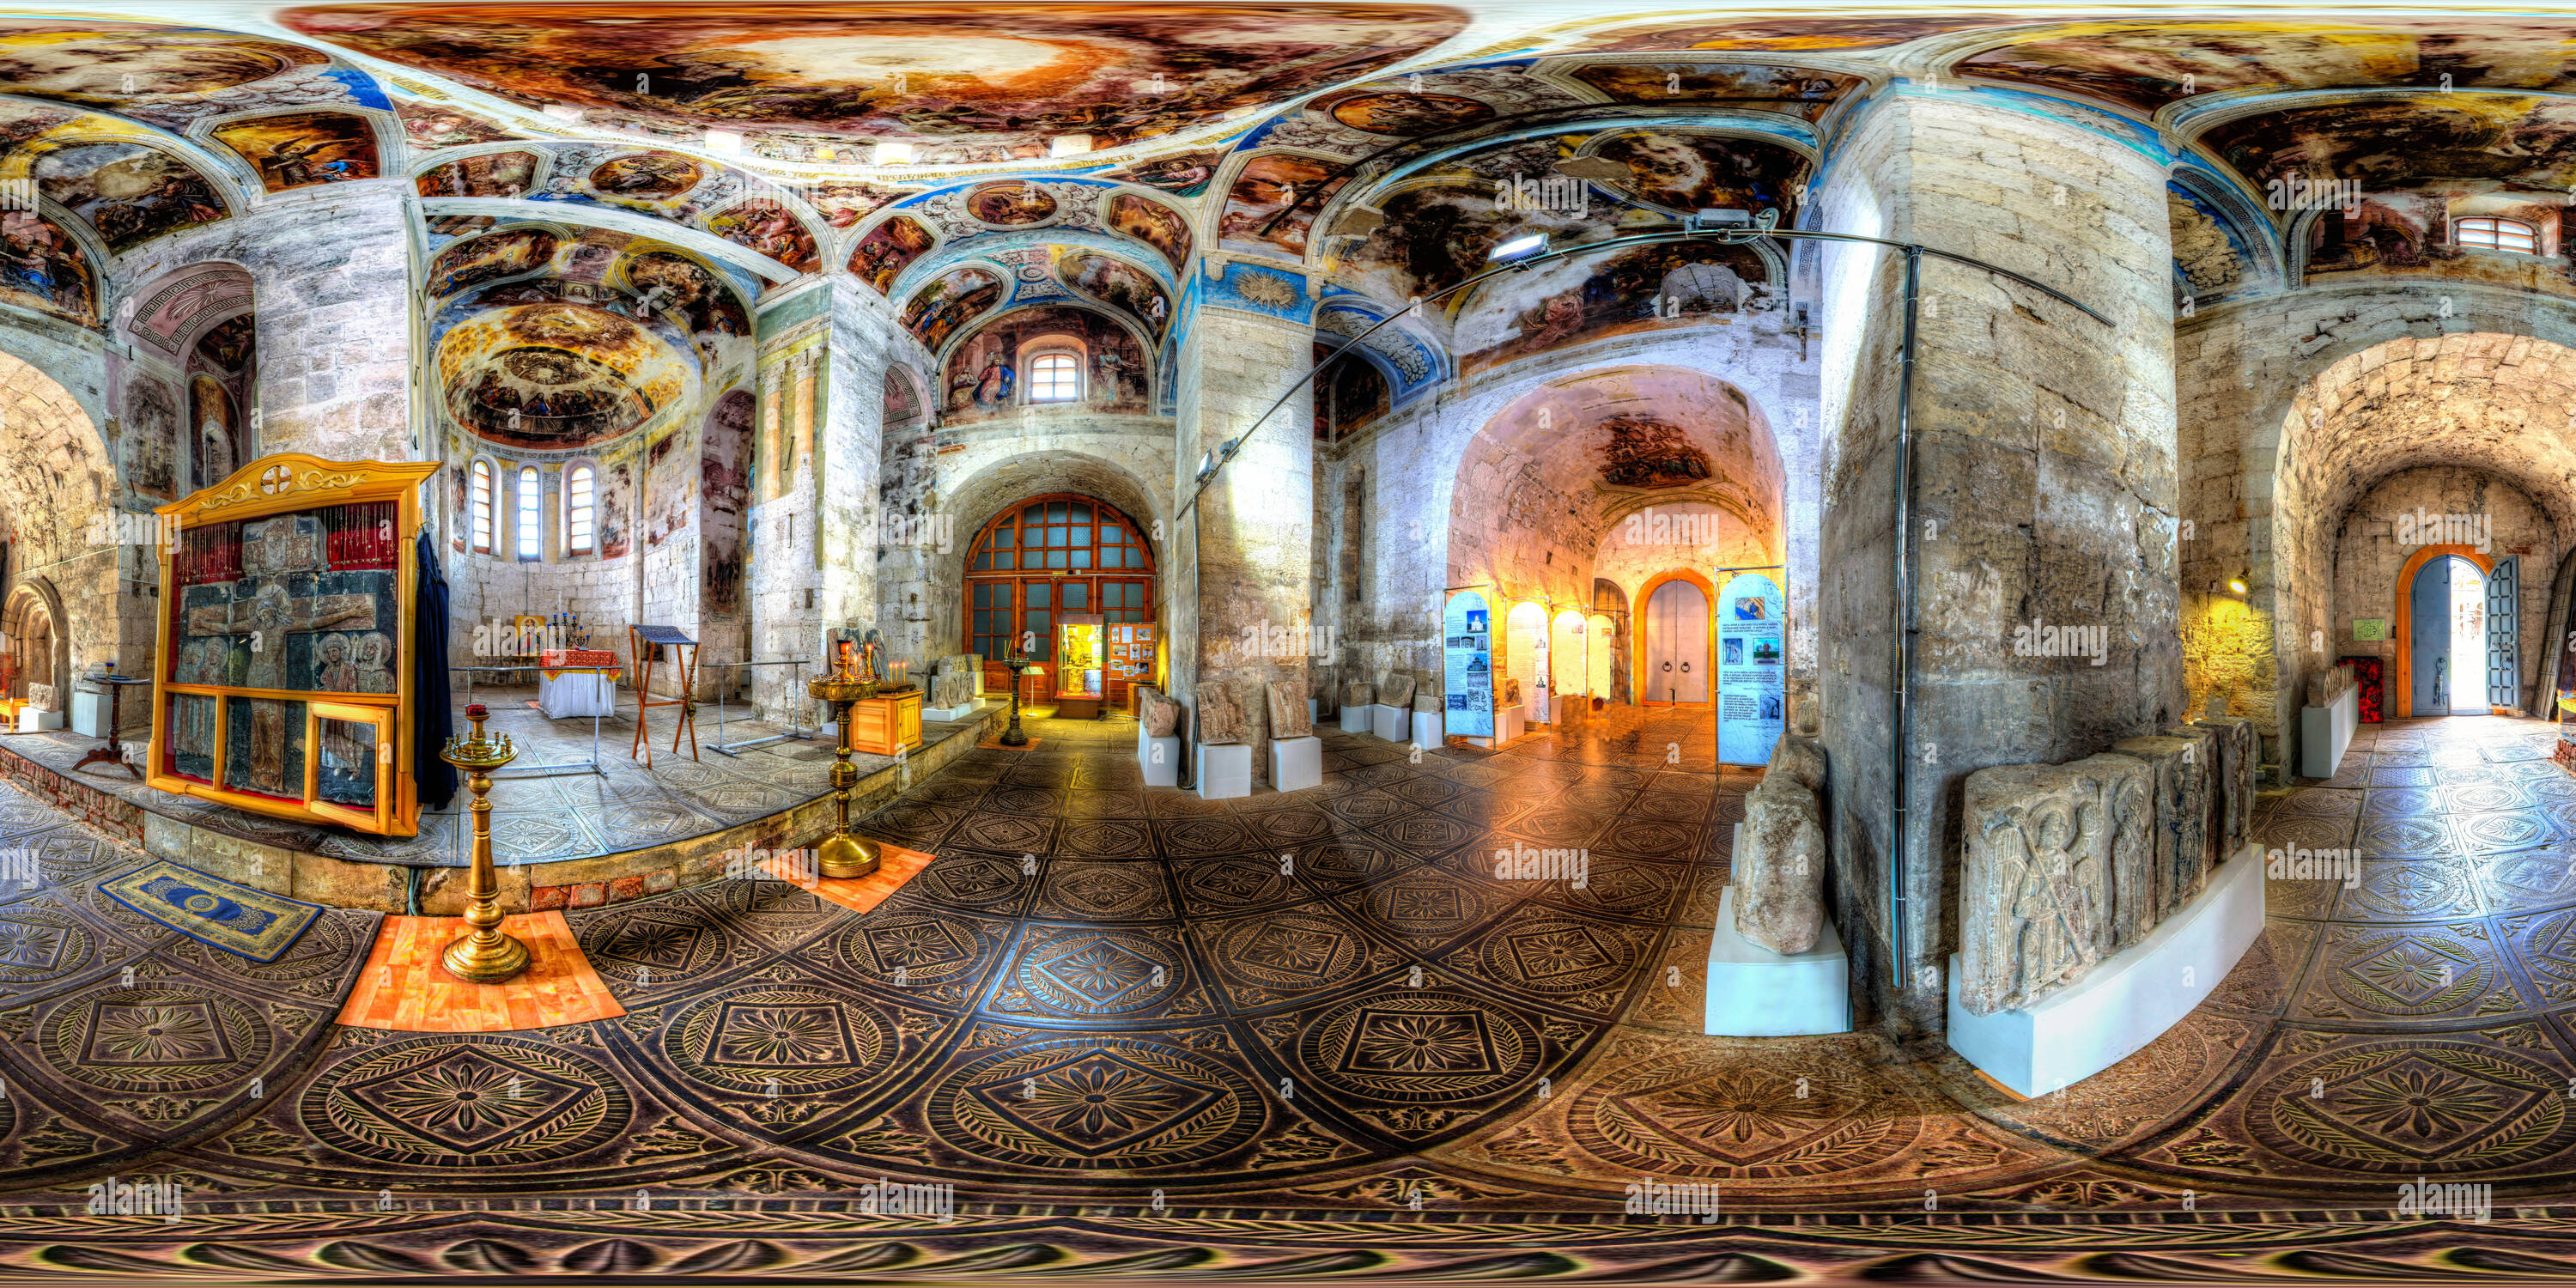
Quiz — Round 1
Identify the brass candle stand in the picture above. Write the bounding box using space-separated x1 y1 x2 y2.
806 647 882 880
998 641 1031 747
441 702 530 983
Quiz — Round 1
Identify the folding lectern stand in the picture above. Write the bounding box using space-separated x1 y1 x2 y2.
629 624 700 768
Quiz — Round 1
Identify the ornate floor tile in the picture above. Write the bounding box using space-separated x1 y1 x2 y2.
1149 814 1256 857
919 1031 1266 1172
2291 923 2526 1025
1171 854 1306 914
2454 810 2559 854
1557 1034 1934 1188
829 911 1013 1010
1340 868 1506 951
1056 817 1155 859
1034 860 1172 921
2331 857 2488 920
1466 907 1661 1012
991 923 1207 1020
1193 904 1404 1012
2239 1036 2576 1179
1285 988 1548 1123
294 1033 636 1174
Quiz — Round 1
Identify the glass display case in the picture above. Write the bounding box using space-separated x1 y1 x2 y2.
1054 613 1105 718
147 454 440 836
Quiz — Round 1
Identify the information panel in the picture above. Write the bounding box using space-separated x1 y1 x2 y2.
1443 591 1494 738
1717 572 1784 766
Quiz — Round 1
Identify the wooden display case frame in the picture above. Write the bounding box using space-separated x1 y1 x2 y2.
147 454 440 837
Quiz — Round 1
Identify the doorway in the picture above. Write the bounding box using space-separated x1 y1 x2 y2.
2404 550 2517 716
1506 601 1546 722
1643 579 1710 705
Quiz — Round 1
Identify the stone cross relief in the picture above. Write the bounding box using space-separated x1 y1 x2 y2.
1988 797 2107 1005
180 518 376 691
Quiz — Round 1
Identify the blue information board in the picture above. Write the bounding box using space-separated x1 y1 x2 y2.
1443 591 1493 738
1717 573 1783 766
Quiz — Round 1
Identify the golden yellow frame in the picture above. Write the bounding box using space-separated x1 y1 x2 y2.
146 453 440 837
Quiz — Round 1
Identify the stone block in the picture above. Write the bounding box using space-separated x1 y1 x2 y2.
931 666 976 710
1342 681 1374 708
1501 677 1522 707
1139 686 1181 738
1377 673 1416 708
1733 779 1827 955
1268 677 1312 738
2304 663 2355 708
2112 733 2214 919
1767 732 1826 795
1200 684 1251 745
1959 753 2157 1016
2186 715 2257 855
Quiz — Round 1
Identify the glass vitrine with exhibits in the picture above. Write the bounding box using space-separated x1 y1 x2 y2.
148 454 440 836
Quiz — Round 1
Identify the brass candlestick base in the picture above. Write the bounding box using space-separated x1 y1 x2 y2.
808 671 880 880
999 647 1030 747
442 703 529 983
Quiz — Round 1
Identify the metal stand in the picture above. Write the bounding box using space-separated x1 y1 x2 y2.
708 659 818 757
629 625 701 769
441 702 529 983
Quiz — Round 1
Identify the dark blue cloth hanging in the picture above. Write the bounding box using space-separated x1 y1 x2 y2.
412 528 457 810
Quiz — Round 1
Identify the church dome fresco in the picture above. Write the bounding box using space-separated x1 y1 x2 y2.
435 300 692 451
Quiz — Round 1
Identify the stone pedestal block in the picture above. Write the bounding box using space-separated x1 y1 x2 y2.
1195 742 1252 800
1706 887 1852 1037
1138 727 1181 787
17 707 62 732
1370 704 1406 742
1340 704 1370 734
1271 735 1322 792
1411 710 1442 748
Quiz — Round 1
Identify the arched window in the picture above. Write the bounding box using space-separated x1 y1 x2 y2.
1030 351 1081 403
566 464 596 555
516 465 542 560
2458 216 2539 254
470 459 494 555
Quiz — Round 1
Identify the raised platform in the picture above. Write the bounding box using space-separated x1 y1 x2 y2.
0 688 1004 915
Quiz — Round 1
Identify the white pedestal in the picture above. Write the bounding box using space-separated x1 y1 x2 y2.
1340 705 1370 734
1271 736 1322 792
2300 684 2359 779
924 700 980 723
1947 843 2266 1097
71 690 108 738
1370 704 1405 741
1411 711 1442 748
1705 887 1852 1036
1138 728 1181 787
1308 697 1318 726
17 707 62 732
1195 742 1252 799
1498 707 1524 741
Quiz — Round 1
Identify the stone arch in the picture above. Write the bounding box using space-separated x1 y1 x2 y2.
905 447 1170 665
0 579 66 708
0 347 115 688
118 260 258 496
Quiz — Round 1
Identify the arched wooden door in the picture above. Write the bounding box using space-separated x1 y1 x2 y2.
962 494 1156 708
1643 580 1710 705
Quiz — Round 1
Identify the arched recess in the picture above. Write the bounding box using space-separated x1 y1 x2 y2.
915 447 1170 675
118 261 258 499
0 349 117 688
1 580 66 706
1637 568 1716 708
1592 578 1631 705
2235 331 2576 743
957 492 1158 704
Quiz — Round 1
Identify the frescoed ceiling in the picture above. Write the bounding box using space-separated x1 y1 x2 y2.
4 5 2576 340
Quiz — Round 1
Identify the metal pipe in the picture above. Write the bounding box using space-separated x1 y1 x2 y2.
1891 246 1921 991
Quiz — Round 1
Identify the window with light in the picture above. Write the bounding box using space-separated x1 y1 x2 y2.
470 459 494 554
566 465 596 555
516 465 543 560
1030 352 1081 403
2458 216 2539 254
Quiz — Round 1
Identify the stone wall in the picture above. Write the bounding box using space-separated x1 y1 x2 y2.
1814 91 2183 1036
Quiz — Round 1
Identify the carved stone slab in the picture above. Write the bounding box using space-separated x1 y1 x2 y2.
1342 681 1374 708
1377 673 1416 708
2112 733 2213 920
2079 752 2159 952
931 667 976 709
1768 733 1826 796
1734 779 1826 955
1961 762 2108 1016
2186 715 2256 857
1267 677 1312 738
1199 683 1251 745
1139 686 1180 738
2304 663 2355 708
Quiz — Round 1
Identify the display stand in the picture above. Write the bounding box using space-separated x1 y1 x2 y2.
1704 887 1852 1036
1947 844 2265 1097
73 675 149 779
629 625 700 768
1340 704 1370 734
450 664 605 780
709 659 818 756
1411 710 1443 748
1271 736 1322 791
1196 742 1252 799
1139 725 1180 786
1370 703 1405 742
1053 612 1107 720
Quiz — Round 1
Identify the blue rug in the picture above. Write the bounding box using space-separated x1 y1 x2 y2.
103 861 324 963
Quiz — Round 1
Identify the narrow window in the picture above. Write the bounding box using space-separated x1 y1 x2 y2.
517 465 542 560
566 464 596 555
471 459 494 554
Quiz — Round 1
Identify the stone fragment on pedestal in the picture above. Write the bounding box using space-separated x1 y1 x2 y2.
1343 681 1374 708
2184 715 2256 855
1962 756 2145 1016
1377 673 1415 708
1199 683 1251 745
1139 687 1180 738
1268 677 1312 738
1734 779 1827 955
1767 732 1827 795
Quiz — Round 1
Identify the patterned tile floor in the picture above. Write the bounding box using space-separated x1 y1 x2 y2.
6 709 2576 1280
0 686 993 866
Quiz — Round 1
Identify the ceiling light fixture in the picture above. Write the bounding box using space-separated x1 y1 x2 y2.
1487 232 1549 264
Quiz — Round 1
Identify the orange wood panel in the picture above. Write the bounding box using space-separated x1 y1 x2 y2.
335 910 626 1032
850 690 924 756
762 843 933 914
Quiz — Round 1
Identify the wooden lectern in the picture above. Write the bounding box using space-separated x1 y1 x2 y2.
628 624 699 767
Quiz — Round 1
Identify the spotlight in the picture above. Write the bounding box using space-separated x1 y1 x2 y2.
2227 571 2251 595
1687 208 1752 231
1488 232 1550 264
